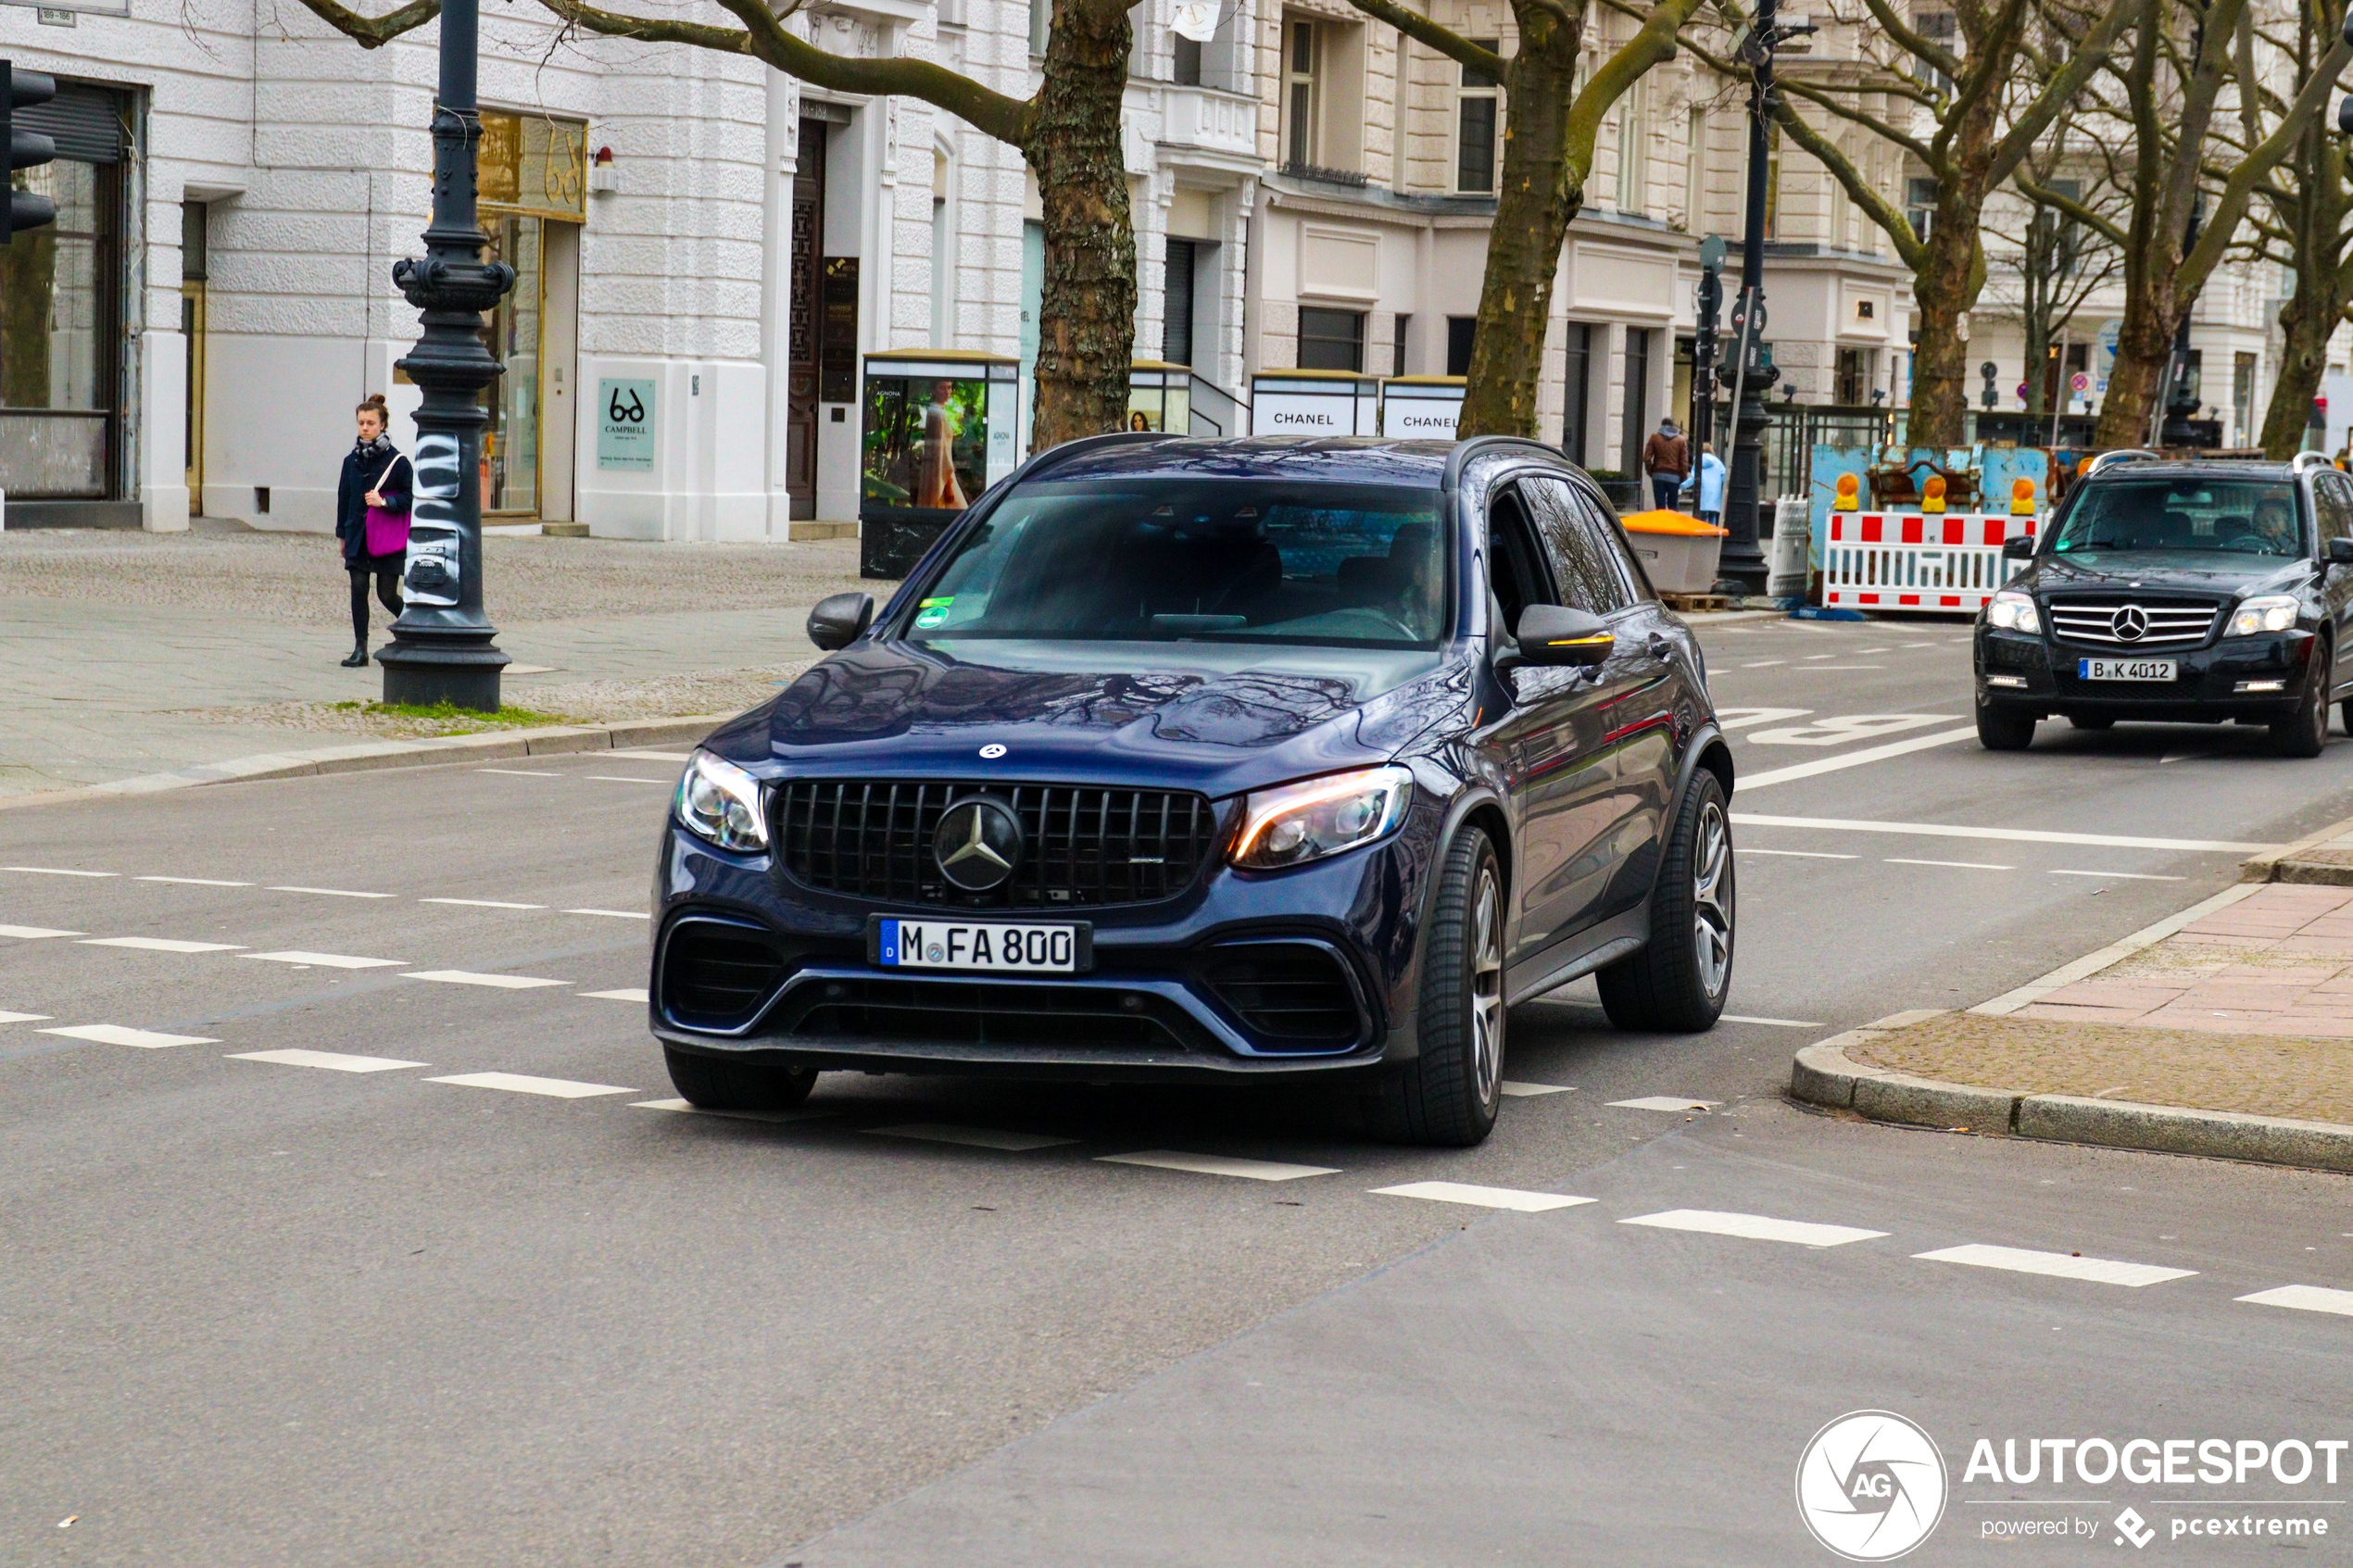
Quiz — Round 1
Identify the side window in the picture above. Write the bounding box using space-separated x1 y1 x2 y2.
2317 476 2353 546
1524 477 1632 615
1485 485 1556 633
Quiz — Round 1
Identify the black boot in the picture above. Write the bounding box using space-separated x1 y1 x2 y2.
341 644 368 669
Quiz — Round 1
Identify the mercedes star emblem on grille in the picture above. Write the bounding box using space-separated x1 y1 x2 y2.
2110 604 2149 643
934 797 1023 891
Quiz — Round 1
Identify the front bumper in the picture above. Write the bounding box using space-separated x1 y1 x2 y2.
1975 627 2317 720
645 798 1442 1083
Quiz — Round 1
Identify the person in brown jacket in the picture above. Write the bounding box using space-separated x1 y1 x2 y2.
1642 418 1690 512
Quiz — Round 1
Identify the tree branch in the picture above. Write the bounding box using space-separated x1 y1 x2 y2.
290 0 439 46
1343 0 1509 79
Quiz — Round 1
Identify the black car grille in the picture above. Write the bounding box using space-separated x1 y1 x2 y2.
774 780 1222 909
2045 597 2220 648
1203 943 1363 1047
661 919 792 1030
776 975 1202 1051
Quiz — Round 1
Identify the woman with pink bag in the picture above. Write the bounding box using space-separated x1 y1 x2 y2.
334 394 412 669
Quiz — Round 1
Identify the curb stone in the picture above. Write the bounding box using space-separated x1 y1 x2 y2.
1788 1014 2353 1174
2241 809 2353 886
0 713 726 813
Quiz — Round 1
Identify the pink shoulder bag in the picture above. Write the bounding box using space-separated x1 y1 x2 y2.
362 455 410 558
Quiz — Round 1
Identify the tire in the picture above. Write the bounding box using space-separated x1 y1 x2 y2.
1362 828 1504 1147
2272 636 2332 759
2068 714 2114 732
1597 770 1734 1033
1977 703 2036 751
663 1044 818 1111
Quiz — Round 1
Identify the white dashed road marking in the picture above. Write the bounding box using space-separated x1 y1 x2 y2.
2236 1284 2353 1318
1744 847 1859 860
41 1024 218 1049
866 1123 1078 1151
584 988 649 1003
402 970 570 990
2 866 115 877
0 1010 53 1023
1499 1081 1575 1097
135 875 252 887
80 937 245 954
585 776 672 785
0 926 84 940
426 1072 636 1099
229 1048 428 1073
565 909 650 920
1609 1097 1721 1112
266 885 396 899
2048 869 2187 882
475 769 563 778
1372 1181 1594 1213
1730 811 2270 854
1913 1243 2196 1287
1722 1014 1822 1027
419 897 547 909
1736 728 1982 792
1620 1209 1887 1248
612 750 694 761
244 951 409 970
631 1098 829 1123
1886 858 2013 872
1097 1150 1339 1182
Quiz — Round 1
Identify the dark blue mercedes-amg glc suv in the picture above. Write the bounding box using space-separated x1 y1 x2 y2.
651 435 1734 1145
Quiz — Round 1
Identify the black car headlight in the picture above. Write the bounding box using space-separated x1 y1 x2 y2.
1233 766 1414 871
1985 590 2039 633
2227 595 2298 637
673 750 769 853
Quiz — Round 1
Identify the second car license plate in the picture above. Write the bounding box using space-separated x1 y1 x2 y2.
874 917 1089 973
2080 658 2177 682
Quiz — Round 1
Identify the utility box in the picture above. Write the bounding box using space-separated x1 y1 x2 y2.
1618 508 1729 595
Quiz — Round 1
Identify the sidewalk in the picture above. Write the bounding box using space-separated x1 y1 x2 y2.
0 521 877 799
1793 881 2353 1169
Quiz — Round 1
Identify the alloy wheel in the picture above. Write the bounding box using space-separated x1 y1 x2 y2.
1692 800 1733 998
1469 867 1504 1106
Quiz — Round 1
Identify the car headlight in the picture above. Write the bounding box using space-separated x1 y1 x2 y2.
1233 765 1415 871
2228 595 2299 636
673 750 769 853
1986 591 2039 633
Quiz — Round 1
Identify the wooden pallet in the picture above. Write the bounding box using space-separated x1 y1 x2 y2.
1660 592 1734 614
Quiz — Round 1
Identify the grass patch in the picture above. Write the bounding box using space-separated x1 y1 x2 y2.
359 700 576 734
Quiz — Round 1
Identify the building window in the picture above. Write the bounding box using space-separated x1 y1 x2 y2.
1392 312 1411 376
1834 346 1873 406
931 151 953 347
1456 40 1499 194
1446 316 1478 377
1760 122 1780 239
1562 323 1592 465
1298 307 1365 371
1915 9 1957 96
1174 31 1202 84
1285 19 1319 169
1163 238 1197 367
1614 78 1647 215
1030 0 1048 56
1684 105 1706 231
1906 177 1938 242
1618 328 1652 475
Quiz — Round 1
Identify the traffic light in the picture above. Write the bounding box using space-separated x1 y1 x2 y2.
4 60 58 245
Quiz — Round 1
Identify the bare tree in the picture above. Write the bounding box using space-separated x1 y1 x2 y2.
1345 0 1709 438
2242 0 2353 456
1654 0 2137 445
294 0 1141 446
1978 122 2124 420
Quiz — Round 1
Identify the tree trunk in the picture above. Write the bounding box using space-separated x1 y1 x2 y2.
1025 0 1137 449
2094 283 2178 448
1458 24 1579 439
1906 210 1983 446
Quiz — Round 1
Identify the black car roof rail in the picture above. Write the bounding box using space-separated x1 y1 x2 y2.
2291 450 2334 476
1014 429 1169 483
1444 433 1571 492
2086 448 2159 474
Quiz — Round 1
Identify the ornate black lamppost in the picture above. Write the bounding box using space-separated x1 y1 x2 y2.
379 0 515 711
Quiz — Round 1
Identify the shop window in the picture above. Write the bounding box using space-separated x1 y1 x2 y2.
1298 307 1365 372
1163 238 1197 367
1 137 121 500
1562 322 1592 465
1618 328 1652 475
1392 313 1411 377
1447 316 1478 378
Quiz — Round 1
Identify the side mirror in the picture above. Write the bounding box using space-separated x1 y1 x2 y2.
2001 534 2037 559
807 591 875 651
2328 536 2353 565
1516 603 1615 668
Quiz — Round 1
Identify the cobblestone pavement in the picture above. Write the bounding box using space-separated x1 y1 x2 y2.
1849 883 2353 1127
0 521 882 797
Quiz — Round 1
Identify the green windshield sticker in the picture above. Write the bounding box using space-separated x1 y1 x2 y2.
919 596 955 608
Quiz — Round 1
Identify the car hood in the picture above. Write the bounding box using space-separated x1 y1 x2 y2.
707 637 1471 799
2023 550 2309 597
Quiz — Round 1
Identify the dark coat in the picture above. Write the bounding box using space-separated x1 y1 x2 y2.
336 440 412 567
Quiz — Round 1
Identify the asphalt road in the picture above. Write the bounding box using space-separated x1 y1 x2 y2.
5 613 2351 1566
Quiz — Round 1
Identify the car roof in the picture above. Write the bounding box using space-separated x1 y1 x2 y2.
2088 459 2296 483
1031 435 1478 489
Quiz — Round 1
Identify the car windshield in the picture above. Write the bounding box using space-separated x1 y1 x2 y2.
2050 477 2305 558
904 480 1449 648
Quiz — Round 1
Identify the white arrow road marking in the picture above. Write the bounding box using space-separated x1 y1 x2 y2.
1097 1150 1338 1181
2236 1284 2353 1318
135 876 252 887
565 909 650 920
1736 727 1982 791
243 951 409 970
1373 1181 1595 1212
0 926 84 940
228 1048 427 1073
80 937 245 954
1620 1209 1887 1248
584 988 648 1003
1748 714 1959 747
420 898 547 909
0 1011 52 1023
402 971 569 990
1609 1096 1722 1112
266 886 396 899
1713 706 1811 730
1 866 115 877
1914 1243 2196 1287
427 1072 635 1098
1499 1081 1575 1097
41 1024 218 1049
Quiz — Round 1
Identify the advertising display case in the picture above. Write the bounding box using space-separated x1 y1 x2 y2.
1379 376 1466 439
860 350 1020 578
1248 370 1378 436
1126 361 1193 433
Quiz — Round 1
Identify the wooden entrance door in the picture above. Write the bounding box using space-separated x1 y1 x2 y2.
786 119 826 520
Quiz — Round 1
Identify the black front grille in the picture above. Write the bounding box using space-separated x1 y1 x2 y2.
1204 943 1362 1047
2046 597 2221 648
777 976 1198 1051
661 919 790 1029
775 780 1221 909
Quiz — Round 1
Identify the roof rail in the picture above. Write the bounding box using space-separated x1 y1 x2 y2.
2292 450 2334 475
2087 449 2158 473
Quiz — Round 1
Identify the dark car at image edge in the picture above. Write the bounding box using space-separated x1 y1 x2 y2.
1975 450 2353 757
647 434 1735 1146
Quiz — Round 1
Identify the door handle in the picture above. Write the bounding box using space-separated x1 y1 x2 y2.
1646 633 1672 659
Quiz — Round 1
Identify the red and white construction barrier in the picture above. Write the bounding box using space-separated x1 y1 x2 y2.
1820 511 2034 613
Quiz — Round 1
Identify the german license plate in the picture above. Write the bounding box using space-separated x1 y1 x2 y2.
2079 658 2176 682
872 917 1090 973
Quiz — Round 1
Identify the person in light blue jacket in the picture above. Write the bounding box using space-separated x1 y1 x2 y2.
1692 445 1727 524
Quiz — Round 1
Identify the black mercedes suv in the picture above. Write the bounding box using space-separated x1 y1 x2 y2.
1974 452 2353 756
649 435 1735 1147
